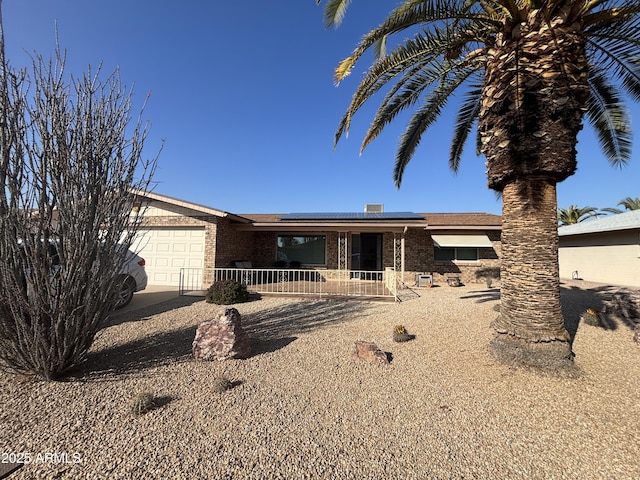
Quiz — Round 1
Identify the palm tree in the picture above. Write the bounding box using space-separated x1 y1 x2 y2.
601 196 640 214
319 0 640 369
557 205 600 225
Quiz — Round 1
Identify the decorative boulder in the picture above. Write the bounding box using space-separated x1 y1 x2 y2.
193 307 251 361
352 341 389 365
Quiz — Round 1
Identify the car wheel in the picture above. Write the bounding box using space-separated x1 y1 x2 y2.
114 276 136 309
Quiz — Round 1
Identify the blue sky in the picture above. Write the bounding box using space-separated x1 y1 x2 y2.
3 0 639 215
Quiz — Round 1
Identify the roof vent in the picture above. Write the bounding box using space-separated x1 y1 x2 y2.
364 203 384 213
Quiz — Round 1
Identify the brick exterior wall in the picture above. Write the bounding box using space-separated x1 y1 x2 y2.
214 219 254 268
217 228 501 286
252 232 278 267
401 229 501 285
140 201 501 289
325 232 339 269
404 229 433 272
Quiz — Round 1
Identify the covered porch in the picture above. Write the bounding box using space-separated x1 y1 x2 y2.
218 266 397 299
197 211 425 300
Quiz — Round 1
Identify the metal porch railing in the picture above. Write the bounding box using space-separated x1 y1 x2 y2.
178 267 205 296
179 267 398 300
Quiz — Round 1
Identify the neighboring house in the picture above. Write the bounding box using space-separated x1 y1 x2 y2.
131 191 501 289
558 210 640 288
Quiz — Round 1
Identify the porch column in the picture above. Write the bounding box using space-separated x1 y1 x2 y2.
393 231 404 282
337 232 349 271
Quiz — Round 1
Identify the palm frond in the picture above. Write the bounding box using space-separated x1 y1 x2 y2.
617 196 640 210
363 62 479 154
557 205 601 225
372 35 388 59
584 1 640 27
600 207 623 214
334 0 500 83
359 63 434 152
335 30 454 145
585 68 632 167
587 21 640 101
393 73 471 187
322 0 352 28
449 84 482 172
335 23 486 146
360 33 484 152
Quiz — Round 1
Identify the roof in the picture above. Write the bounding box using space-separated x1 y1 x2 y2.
238 211 501 231
279 212 424 221
133 190 252 223
240 212 501 223
558 210 640 236
422 212 502 226
131 190 502 230
236 212 428 232
421 213 502 230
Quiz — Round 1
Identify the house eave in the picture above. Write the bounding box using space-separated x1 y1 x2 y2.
234 220 428 232
132 189 252 223
426 225 501 231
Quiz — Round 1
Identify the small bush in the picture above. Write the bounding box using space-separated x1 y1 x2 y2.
130 392 155 416
393 325 413 343
582 308 601 327
212 376 234 393
206 279 249 305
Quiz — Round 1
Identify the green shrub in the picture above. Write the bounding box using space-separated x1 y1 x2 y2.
212 375 234 393
393 325 412 342
206 279 249 305
130 392 155 416
583 308 601 327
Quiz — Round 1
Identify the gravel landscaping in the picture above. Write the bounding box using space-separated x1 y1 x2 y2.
1 280 639 479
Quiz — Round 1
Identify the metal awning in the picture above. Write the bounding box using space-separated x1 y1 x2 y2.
431 234 492 248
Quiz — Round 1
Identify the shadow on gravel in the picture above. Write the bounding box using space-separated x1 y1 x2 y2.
152 394 179 411
250 336 297 356
69 325 196 379
241 298 370 340
242 299 372 357
560 283 635 340
463 283 634 343
104 295 203 328
70 298 370 379
460 288 501 303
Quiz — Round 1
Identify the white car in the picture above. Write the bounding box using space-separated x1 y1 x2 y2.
113 250 148 309
20 240 147 310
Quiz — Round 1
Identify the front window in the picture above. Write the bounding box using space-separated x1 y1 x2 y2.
434 247 478 262
277 235 326 265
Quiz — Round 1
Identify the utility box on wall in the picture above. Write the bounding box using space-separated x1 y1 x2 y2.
416 274 433 287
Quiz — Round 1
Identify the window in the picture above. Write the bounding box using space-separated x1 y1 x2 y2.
277 235 326 265
434 246 478 262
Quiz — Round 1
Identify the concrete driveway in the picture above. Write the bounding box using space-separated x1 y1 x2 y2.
117 285 181 313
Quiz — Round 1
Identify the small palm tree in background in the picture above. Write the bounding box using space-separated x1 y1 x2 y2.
601 196 640 214
319 0 640 370
557 205 600 225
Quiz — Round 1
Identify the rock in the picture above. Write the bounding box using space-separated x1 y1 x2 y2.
192 307 251 361
352 341 389 365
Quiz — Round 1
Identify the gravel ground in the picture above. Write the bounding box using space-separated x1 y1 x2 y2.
1 280 639 479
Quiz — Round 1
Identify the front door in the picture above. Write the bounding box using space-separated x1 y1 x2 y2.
351 233 382 271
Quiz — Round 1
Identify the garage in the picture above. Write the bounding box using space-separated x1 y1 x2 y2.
132 227 206 286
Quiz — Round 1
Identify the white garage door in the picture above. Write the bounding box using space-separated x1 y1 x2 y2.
132 227 205 286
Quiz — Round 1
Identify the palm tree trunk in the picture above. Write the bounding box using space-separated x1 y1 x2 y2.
491 177 574 368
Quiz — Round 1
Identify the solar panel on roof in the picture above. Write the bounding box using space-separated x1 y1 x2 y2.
278 212 424 220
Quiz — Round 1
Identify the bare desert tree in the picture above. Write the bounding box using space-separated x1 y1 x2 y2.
0 5 159 379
